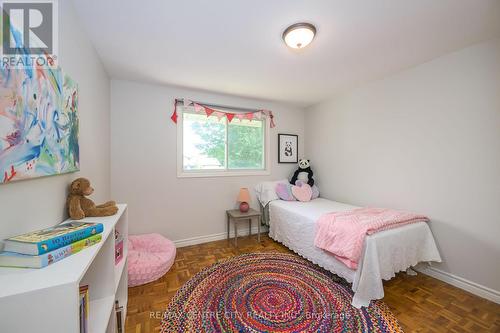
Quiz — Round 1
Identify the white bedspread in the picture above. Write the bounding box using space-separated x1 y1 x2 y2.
268 198 441 307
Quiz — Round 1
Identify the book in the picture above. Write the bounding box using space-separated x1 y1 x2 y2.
115 229 124 265
79 285 89 333
0 234 102 268
3 222 104 255
115 300 123 333
115 238 124 265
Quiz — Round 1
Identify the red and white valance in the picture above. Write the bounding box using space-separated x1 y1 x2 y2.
170 98 275 128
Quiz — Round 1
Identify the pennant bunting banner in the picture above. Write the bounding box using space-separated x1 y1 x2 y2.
214 111 225 121
204 106 215 117
194 103 205 113
261 110 276 128
171 99 178 123
170 98 276 128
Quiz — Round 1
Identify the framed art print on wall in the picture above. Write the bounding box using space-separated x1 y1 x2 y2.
0 67 79 184
278 134 298 163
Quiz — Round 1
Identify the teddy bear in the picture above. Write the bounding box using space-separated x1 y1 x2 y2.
67 177 118 220
290 159 315 186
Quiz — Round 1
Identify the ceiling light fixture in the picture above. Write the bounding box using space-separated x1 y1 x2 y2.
282 22 316 49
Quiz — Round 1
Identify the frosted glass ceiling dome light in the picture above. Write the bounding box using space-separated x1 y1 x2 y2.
283 23 316 49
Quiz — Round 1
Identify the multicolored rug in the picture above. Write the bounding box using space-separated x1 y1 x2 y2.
160 252 403 332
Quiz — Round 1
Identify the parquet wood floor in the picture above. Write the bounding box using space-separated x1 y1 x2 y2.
126 234 500 333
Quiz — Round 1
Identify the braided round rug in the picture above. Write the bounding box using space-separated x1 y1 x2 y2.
160 252 403 333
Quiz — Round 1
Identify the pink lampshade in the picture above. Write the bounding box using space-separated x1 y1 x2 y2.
237 188 251 203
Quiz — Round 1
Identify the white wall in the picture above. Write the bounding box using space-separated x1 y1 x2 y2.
305 39 500 292
0 1 111 241
110 80 305 243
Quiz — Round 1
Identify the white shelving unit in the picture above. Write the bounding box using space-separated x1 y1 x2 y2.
0 204 128 333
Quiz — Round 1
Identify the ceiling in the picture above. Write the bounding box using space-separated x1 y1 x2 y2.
72 0 500 106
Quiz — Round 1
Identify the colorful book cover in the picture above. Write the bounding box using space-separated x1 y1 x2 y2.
4 222 104 255
0 234 102 268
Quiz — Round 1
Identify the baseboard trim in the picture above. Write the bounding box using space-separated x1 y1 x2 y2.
173 226 266 248
416 265 500 304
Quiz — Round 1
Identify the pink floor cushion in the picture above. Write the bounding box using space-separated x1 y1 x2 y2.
128 233 176 287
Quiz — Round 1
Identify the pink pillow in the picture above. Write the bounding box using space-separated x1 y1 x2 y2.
295 180 320 199
276 183 296 201
292 183 313 202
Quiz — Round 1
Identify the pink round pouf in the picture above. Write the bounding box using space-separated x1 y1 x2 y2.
127 233 176 287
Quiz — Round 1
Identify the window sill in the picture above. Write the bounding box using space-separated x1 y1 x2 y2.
177 169 271 178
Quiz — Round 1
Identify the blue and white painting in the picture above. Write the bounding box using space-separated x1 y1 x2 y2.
0 66 79 184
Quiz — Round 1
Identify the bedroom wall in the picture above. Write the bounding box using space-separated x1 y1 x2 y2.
0 1 111 241
305 39 500 293
110 79 305 244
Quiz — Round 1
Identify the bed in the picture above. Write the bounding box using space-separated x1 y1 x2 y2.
267 198 441 308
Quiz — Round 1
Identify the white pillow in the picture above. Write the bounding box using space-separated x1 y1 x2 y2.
254 179 288 206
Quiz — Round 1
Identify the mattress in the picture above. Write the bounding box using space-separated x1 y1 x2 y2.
268 198 441 307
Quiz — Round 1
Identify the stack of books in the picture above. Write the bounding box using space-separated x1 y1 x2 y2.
0 222 104 268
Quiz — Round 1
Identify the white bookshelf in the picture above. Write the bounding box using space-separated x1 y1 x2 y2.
0 204 128 333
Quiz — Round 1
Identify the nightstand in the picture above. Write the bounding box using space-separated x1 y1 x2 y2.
226 208 261 247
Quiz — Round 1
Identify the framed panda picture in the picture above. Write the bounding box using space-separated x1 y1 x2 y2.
278 134 298 163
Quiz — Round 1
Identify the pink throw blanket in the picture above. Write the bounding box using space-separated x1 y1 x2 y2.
314 207 429 269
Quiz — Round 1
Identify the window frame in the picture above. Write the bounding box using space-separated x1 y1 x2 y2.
177 106 271 178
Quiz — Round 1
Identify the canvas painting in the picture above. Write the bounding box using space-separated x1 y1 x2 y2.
0 66 79 184
278 133 298 163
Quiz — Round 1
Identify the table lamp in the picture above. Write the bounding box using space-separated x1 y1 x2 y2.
237 188 251 213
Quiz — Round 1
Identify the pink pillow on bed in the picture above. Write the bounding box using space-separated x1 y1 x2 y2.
295 180 320 199
292 183 313 202
276 183 296 201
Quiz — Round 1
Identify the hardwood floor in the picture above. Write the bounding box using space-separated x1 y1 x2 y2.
126 234 500 333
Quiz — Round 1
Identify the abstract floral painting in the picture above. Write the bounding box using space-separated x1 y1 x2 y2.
0 66 79 184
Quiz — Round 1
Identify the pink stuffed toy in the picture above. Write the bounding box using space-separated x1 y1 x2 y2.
292 183 313 202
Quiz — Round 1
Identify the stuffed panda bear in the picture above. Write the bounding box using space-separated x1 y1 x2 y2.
290 159 314 186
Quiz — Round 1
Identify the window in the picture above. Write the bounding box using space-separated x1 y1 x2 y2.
177 106 270 177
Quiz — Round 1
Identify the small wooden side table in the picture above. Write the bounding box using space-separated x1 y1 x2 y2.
226 208 261 247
